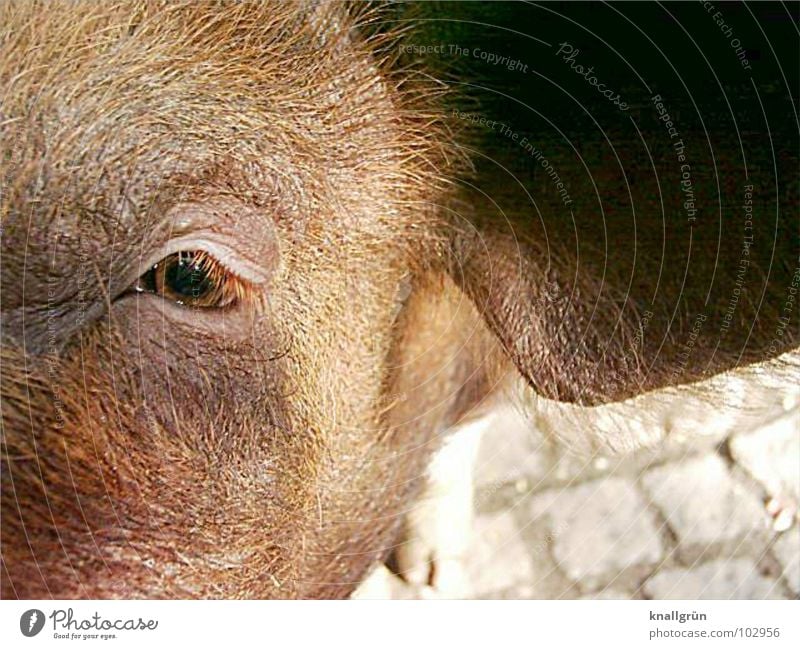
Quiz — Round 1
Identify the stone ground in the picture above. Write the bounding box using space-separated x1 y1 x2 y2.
356 389 800 600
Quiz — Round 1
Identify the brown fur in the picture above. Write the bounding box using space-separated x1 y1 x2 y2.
0 0 466 598
1 1 797 599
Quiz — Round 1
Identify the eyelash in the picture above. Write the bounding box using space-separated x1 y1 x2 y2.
134 250 255 309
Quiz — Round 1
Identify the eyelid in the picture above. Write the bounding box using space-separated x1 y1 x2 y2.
117 201 279 304
135 236 270 287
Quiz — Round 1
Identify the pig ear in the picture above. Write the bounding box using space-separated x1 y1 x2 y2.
447 194 641 406
446 141 799 406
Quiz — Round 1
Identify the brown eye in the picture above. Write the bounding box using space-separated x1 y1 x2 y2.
136 251 249 309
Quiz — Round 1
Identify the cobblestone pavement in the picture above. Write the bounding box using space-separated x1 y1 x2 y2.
357 391 800 600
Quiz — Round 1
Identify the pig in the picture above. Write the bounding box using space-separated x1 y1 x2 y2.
1 1 797 599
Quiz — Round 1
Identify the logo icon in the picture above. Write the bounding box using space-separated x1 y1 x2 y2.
20 609 45 637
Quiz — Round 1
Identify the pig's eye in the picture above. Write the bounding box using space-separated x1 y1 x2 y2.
135 251 250 309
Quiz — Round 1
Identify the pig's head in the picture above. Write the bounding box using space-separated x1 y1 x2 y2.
1 1 798 599
0 0 469 598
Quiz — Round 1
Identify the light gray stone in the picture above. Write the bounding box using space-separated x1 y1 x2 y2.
474 405 552 489
772 525 800 596
640 453 769 552
358 401 796 599
464 510 535 596
529 477 664 587
643 559 783 599
352 564 418 600
730 410 800 501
